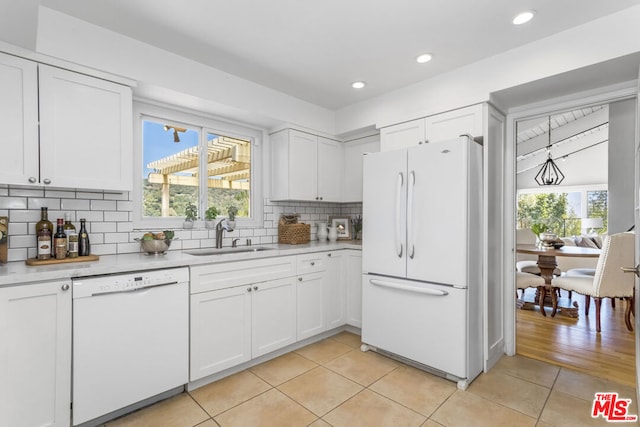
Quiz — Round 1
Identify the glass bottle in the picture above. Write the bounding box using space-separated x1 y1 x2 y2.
35 207 54 257
78 218 90 257
63 213 76 254
54 218 67 260
67 233 79 258
37 227 52 260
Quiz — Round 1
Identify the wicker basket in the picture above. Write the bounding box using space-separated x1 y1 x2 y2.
278 223 310 244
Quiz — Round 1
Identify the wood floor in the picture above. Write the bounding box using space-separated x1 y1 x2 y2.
516 288 637 388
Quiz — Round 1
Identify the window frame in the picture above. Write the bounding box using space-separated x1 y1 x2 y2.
133 101 263 230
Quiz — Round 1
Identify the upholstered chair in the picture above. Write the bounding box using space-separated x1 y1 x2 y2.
516 271 545 299
552 232 635 332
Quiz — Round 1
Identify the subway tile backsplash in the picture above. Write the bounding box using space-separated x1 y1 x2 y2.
0 188 362 262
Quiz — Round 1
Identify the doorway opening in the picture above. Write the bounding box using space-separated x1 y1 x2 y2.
513 100 636 387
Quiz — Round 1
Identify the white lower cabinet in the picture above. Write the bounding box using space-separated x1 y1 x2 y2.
296 251 346 340
0 281 72 427
296 272 325 340
324 251 346 329
190 285 252 381
190 250 361 382
190 258 297 381
345 250 363 327
251 277 297 357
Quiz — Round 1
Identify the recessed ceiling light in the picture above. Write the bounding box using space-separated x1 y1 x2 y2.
512 10 535 25
351 81 366 89
416 54 433 64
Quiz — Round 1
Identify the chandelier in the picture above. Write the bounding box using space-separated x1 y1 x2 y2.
534 115 565 186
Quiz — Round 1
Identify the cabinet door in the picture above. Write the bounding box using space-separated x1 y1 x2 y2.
342 137 380 202
324 251 346 330
38 65 133 191
296 272 325 340
0 53 39 186
0 281 71 427
190 286 251 381
425 104 483 142
317 137 343 202
345 250 363 327
380 118 425 151
252 277 296 357
288 130 318 200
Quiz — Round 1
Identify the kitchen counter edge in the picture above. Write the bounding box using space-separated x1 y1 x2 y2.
0 242 362 287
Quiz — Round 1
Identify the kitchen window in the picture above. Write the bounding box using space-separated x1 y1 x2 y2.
133 102 263 229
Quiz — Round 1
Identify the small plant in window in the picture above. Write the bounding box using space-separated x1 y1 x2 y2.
183 203 198 229
204 206 219 229
226 205 238 227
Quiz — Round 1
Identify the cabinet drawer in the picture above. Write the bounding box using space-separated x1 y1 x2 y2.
296 252 330 275
191 256 296 294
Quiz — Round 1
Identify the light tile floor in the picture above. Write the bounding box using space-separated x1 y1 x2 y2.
105 332 638 427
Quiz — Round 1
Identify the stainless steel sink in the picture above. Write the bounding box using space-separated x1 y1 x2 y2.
184 246 274 256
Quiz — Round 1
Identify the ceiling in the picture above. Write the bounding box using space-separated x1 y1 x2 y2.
39 0 640 110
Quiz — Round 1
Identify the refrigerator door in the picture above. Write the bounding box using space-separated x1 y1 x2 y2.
362 149 407 277
407 137 469 287
362 274 467 378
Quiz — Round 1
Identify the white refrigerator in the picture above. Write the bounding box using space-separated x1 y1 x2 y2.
361 135 483 389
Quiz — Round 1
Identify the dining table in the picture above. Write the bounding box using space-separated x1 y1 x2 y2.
516 243 601 317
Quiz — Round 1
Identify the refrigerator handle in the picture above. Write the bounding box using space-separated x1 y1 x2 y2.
407 170 415 259
369 278 449 296
395 172 404 258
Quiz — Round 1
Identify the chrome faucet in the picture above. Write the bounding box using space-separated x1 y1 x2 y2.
215 218 234 248
232 238 241 248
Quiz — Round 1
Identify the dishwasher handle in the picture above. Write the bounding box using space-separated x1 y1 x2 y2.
369 278 449 296
90 281 179 297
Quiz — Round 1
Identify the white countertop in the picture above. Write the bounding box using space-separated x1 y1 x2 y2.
0 241 361 286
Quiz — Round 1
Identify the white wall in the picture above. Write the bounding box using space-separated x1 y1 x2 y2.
335 5 640 134
34 7 336 135
608 98 636 233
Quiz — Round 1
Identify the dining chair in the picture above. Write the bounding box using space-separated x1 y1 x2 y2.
516 271 545 299
552 232 635 332
516 228 561 276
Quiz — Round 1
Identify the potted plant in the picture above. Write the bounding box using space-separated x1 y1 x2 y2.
226 205 238 228
183 202 198 229
204 206 219 229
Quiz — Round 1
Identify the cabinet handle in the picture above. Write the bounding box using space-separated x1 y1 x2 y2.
310 261 315 266
43 178 51 185
247 287 252 292
298 277 303 282
327 253 332 257
253 285 258 291
319 196 323 200
418 141 423 145
28 177 37 183
315 197 319 200
61 283 70 291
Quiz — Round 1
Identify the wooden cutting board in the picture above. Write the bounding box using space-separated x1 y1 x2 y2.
25 254 99 266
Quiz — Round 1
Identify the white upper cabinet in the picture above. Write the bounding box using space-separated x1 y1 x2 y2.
0 53 132 191
0 53 39 186
380 119 425 151
39 65 133 191
425 104 483 142
342 135 380 202
380 104 483 151
271 129 343 202
317 137 343 202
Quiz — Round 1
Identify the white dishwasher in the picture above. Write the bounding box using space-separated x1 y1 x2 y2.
72 267 189 426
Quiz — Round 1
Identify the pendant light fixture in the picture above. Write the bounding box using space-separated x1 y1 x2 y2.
534 115 565 186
